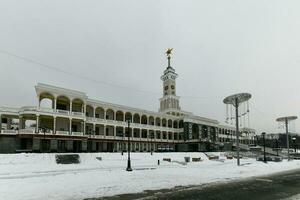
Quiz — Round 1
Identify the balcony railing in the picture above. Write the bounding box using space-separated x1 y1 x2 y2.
56 109 70 114
72 132 84 136
1 130 18 134
56 131 70 135
39 107 54 113
72 111 84 116
19 129 35 134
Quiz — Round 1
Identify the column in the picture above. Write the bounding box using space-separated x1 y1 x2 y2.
18 116 22 130
114 111 116 121
139 129 142 140
83 103 86 116
147 129 149 141
83 121 86 135
38 97 41 110
93 123 95 135
104 110 106 119
36 115 39 133
53 97 57 111
93 107 96 118
114 126 117 138
70 101 73 113
198 125 202 139
53 117 56 134
0 114 2 131
69 118 72 135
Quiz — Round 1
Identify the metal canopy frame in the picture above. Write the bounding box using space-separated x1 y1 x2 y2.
276 115 297 161
223 92 252 166
223 93 252 107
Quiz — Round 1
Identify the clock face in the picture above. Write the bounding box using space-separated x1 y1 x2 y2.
171 85 175 89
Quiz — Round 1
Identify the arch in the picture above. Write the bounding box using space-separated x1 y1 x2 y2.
141 129 147 138
133 113 140 123
168 132 173 140
210 127 216 142
149 130 155 139
162 131 167 139
192 124 199 139
125 112 133 122
156 131 161 139
56 95 70 111
106 109 114 120
95 107 105 119
105 125 114 136
155 117 161 126
116 126 124 137
86 105 94 117
167 119 173 128
133 128 140 138
162 118 167 127
174 132 178 140
141 115 148 125
201 125 208 138
148 116 155 125
179 120 184 128
39 92 55 109
72 98 84 112
116 111 124 121
173 121 178 128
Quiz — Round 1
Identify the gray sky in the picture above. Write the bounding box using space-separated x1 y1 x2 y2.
0 0 300 133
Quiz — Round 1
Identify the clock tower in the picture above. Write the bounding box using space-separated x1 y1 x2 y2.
159 48 181 115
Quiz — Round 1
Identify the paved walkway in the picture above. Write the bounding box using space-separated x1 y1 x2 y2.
87 168 300 200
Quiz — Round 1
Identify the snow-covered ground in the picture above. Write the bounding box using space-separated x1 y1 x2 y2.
0 152 300 200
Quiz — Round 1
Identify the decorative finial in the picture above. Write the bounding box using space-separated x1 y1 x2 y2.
166 48 173 58
166 48 173 67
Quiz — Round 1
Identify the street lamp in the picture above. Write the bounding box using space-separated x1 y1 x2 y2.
150 132 154 155
121 130 124 156
126 120 132 171
274 134 279 156
292 137 296 153
262 132 267 163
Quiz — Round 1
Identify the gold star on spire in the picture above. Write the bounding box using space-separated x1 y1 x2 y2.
166 48 173 58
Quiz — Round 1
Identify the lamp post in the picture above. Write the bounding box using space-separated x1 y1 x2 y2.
276 116 297 161
126 120 132 171
223 93 252 166
150 132 153 155
121 130 124 156
262 132 267 163
274 134 279 156
292 137 296 153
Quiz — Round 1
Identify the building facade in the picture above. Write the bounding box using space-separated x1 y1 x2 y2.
0 54 256 153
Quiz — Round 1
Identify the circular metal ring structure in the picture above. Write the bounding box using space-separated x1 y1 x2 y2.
276 116 297 122
223 93 252 106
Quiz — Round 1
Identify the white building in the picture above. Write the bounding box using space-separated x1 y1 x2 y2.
0 52 256 153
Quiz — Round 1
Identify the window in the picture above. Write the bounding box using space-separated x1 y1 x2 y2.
164 86 168 90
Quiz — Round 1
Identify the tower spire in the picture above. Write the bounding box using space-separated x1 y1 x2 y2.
160 48 180 114
166 48 173 68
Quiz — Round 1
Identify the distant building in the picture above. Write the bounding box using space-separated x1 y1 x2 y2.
0 53 256 153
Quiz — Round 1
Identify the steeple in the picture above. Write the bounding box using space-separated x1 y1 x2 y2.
159 48 181 114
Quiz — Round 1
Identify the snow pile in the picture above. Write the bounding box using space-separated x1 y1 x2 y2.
0 152 299 200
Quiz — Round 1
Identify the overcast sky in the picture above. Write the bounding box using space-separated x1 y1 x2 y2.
0 0 300 133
